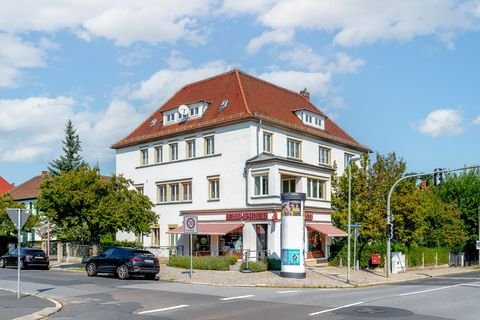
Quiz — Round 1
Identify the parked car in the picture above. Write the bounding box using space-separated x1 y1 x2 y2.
85 247 159 280
0 248 50 270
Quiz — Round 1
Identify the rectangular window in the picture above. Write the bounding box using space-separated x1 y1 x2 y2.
182 181 192 201
166 113 175 123
263 132 272 153
151 225 160 246
307 178 325 199
208 177 220 200
287 139 301 159
154 145 163 163
319 147 331 165
254 175 269 196
344 153 354 168
140 148 148 166
282 178 296 193
186 139 196 159
157 184 167 203
136 186 144 195
190 107 199 116
170 183 179 202
170 143 178 161
205 135 215 155
169 225 178 247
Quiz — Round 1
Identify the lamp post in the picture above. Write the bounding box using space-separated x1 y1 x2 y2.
347 156 361 283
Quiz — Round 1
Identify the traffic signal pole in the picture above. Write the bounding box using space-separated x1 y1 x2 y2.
386 165 480 278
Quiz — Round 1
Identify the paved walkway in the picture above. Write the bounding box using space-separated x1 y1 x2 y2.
158 264 477 288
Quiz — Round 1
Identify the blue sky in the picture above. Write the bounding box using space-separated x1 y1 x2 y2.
1 1 480 185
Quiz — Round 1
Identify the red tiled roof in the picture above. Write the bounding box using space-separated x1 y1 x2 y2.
8 171 48 201
112 69 369 151
0 176 13 195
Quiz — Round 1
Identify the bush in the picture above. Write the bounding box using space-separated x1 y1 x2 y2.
240 261 267 272
225 254 238 265
168 256 232 271
267 257 281 271
100 239 143 251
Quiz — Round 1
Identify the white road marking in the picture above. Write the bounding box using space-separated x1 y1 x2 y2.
220 295 255 301
399 284 462 296
309 301 364 316
461 283 480 288
138 305 189 314
277 290 300 294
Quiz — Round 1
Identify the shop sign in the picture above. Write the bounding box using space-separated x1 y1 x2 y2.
281 249 301 265
305 213 313 221
226 212 268 221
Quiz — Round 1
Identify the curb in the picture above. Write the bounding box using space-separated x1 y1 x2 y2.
0 288 63 320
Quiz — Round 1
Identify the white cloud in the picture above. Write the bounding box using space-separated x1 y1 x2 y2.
474 116 480 125
257 0 478 47
128 61 230 107
246 29 294 54
217 0 276 15
117 46 151 66
166 50 192 70
328 52 365 74
0 1 216 46
418 109 464 137
278 45 325 71
0 34 46 87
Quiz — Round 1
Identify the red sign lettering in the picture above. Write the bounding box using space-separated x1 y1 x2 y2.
226 212 268 221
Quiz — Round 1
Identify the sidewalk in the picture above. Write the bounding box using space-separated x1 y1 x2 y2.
0 289 61 320
156 264 478 288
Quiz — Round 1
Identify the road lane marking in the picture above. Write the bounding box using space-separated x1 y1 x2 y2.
461 283 480 288
309 302 364 316
220 295 255 301
277 290 300 294
138 305 189 314
399 284 462 296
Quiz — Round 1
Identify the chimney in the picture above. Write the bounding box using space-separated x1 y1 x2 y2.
300 88 310 101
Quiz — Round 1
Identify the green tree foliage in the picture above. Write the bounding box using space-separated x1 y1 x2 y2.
416 190 467 252
48 119 86 175
36 167 157 245
436 169 480 257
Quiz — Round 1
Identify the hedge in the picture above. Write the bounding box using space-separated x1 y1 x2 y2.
240 261 268 272
267 257 281 271
168 256 236 271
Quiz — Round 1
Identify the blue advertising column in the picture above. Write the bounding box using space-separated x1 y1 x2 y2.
280 192 306 279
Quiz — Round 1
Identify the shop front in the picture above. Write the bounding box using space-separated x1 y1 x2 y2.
306 223 347 263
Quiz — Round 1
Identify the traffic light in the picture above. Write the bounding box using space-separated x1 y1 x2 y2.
386 223 394 239
433 168 443 186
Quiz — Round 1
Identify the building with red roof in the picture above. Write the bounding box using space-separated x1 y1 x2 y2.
0 176 14 195
113 69 369 263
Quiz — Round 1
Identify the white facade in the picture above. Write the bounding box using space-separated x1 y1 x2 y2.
116 118 363 261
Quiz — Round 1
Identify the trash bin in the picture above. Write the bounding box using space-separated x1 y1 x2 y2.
371 253 381 265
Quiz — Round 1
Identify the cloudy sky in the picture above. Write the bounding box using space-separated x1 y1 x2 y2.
1 0 480 185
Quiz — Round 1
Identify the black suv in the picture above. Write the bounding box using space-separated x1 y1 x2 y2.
0 248 50 270
85 247 160 280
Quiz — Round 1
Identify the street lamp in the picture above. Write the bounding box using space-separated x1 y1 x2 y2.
347 155 361 283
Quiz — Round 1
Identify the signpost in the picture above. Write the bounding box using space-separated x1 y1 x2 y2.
6 208 31 299
183 216 198 278
350 223 362 282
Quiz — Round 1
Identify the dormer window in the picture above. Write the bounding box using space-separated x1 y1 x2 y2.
163 102 209 125
295 109 325 130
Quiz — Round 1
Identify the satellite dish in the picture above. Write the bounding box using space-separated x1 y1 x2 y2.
178 104 189 117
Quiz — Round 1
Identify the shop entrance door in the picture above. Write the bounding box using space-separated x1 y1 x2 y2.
256 224 268 261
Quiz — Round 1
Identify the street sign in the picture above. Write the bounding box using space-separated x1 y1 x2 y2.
350 223 362 228
6 208 31 229
184 216 198 234
476 240 480 250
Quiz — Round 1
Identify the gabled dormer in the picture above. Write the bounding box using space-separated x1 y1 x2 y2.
294 109 326 130
163 101 210 125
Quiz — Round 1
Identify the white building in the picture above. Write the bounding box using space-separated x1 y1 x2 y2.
113 70 369 263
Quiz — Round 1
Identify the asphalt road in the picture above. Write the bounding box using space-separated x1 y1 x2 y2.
0 268 479 320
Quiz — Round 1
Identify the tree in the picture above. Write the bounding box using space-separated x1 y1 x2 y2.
48 119 86 175
36 167 157 245
436 169 480 258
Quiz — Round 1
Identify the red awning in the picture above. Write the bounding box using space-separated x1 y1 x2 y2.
307 223 347 237
167 223 243 235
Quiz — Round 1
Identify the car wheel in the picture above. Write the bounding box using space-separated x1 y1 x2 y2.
145 274 156 280
117 264 129 280
86 262 97 276
0 259 5 268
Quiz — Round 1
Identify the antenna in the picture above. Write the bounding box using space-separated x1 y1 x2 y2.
178 105 189 118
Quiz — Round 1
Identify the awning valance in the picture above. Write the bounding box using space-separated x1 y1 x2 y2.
307 223 347 237
167 223 243 235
